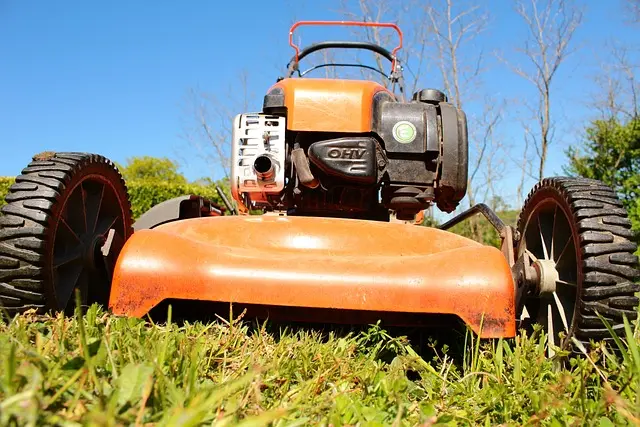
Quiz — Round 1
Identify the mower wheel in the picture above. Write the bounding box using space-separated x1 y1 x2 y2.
516 177 639 354
0 153 133 316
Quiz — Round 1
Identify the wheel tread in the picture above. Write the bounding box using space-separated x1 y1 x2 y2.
0 282 44 302
518 176 640 350
577 218 634 238
569 191 623 207
15 174 65 190
0 152 132 315
2 203 49 224
583 241 636 255
0 242 41 263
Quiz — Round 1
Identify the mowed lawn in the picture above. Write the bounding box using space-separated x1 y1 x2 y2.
0 303 639 426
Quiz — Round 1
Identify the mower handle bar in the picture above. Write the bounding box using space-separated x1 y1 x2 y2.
286 41 394 77
289 20 403 71
294 41 394 63
297 62 391 80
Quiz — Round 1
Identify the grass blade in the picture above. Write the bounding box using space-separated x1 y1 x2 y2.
622 316 640 375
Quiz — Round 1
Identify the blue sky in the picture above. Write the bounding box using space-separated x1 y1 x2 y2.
1 0 638 208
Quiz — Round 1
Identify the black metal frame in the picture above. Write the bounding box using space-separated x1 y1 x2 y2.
286 41 396 79
298 63 390 80
438 203 508 238
437 203 517 268
216 186 237 215
133 195 223 231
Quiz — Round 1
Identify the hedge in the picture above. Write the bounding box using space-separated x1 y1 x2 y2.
0 176 227 219
0 177 13 211
126 179 226 219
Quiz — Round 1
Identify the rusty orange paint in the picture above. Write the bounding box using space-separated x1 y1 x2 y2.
270 78 393 133
109 215 515 338
414 210 425 224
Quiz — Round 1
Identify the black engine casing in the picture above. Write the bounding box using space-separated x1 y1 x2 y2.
263 88 468 220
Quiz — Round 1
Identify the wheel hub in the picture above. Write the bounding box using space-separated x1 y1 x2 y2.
82 234 107 270
515 186 586 356
534 259 559 295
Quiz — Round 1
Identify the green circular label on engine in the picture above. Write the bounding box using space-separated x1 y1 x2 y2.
392 121 417 143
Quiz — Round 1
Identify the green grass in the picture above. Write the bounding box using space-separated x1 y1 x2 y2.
1 302 639 426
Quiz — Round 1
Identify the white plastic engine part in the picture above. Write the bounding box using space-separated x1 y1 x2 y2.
231 113 286 207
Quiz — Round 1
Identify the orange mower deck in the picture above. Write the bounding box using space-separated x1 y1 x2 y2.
108 216 516 338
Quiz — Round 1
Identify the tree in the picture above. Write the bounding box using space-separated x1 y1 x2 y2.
590 43 639 122
181 72 254 182
118 156 188 184
337 0 431 96
424 0 507 239
565 117 640 242
625 0 640 23
425 0 506 207
507 0 583 185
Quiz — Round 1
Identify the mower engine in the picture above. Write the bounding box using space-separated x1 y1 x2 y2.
231 87 468 221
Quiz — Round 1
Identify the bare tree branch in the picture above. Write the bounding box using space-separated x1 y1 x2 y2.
612 45 640 119
338 0 430 94
469 99 502 185
426 0 489 109
506 0 583 181
624 0 640 23
181 72 254 181
425 0 495 214
589 42 639 121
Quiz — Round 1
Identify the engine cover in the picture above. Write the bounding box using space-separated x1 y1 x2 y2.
231 113 286 207
230 86 468 219
375 101 440 154
307 137 380 185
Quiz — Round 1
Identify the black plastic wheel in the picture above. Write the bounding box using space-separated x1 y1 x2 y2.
516 177 639 353
0 152 133 315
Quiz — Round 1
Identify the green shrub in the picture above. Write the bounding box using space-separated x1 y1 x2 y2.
0 176 226 219
0 177 14 211
126 179 226 219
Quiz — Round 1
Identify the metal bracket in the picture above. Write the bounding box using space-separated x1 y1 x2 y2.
501 226 515 267
438 203 545 321
438 203 518 267
100 228 123 281
133 195 224 231
216 186 237 215
439 203 506 235
511 250 540 320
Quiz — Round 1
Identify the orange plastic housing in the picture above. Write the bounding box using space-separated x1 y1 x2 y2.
270 78 393 133
109 215 516 338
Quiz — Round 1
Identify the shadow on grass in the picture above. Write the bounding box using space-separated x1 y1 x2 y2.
147 299 474 366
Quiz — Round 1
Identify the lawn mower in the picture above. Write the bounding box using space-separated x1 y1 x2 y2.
0 21 638 355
